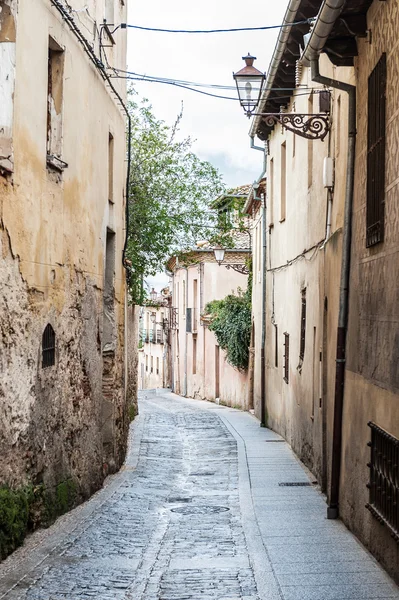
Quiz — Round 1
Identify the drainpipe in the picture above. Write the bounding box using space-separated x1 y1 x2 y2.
260 191 267 427
309 59 356 519
250 137 267 426
183 267 188 397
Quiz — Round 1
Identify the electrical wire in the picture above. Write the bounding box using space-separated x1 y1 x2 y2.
111 75 239 101
118 19 311 34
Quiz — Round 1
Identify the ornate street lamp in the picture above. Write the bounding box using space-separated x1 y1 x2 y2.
213 246 249 275
233 55 331 141
213 247 225 265
233 54 265 118
150 288 157 303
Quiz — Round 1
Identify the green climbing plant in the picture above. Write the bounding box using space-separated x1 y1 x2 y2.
205 265 252 371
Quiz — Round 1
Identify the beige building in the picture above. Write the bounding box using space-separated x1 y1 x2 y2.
167 240 250 408
139 290 171 390
246 0 399 580
0 0 131 514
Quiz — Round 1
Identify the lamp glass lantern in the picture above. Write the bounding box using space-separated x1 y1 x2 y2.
150 288 157 303
150 311 156 324
233 54 265 117
214 247 225 265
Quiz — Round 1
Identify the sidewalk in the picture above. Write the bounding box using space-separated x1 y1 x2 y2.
168 391 399 600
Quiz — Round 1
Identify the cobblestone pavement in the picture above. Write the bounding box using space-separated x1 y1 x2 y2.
0 389 398 600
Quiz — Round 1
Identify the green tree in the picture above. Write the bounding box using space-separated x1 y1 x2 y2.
125 93 226 304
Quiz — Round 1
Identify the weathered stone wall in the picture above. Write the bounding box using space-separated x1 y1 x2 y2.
0 0 129 552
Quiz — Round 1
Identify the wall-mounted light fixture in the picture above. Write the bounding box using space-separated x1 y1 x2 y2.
233 55 330 141
213 247 250 275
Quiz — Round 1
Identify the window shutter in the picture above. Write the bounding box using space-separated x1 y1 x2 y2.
366 54 387 247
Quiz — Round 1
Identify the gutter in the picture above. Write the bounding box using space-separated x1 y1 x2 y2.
300 0 356 520
250 0 303 139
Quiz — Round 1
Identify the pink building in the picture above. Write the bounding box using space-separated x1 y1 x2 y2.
167 246 250 408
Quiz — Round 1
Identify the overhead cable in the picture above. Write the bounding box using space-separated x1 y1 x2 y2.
116 19 310 34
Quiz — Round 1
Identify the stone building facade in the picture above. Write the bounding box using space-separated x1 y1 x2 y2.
0 0 130 515
246 0 399 581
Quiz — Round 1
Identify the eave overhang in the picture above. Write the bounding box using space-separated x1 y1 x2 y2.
252 0 373 142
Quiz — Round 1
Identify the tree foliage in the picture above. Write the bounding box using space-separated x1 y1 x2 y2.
125 93 226 304
205 275 252 371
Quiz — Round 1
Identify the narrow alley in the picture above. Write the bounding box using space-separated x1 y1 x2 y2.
0 390 397 600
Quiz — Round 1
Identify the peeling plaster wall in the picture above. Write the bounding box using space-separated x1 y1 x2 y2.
0 0 129 505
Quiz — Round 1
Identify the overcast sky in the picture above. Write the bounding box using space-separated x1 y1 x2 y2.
125 0 287 291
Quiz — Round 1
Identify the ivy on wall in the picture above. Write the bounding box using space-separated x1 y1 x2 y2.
205 270 252 371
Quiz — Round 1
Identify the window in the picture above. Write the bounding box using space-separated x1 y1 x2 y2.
298 288 306 373
269 158 274 226
280 142 286 221
156 356 159 375
0 2 16 173
274 324 278 368
193 279 198 332
150 355 153 373
145 354 148 372
42 324 56 368
47 37 65 169
108 132 114 203
367 54 387 247
366 422 399 541
193 338 197 374
283 333 289 383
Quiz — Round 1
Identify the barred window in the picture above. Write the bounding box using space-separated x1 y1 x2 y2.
366 422 399 542
366 54 386 247
298 288 306 373
283 333 289 383
42 324 55 368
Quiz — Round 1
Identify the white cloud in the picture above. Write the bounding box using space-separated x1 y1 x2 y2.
126 0 287 187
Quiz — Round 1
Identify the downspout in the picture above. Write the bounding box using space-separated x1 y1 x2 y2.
250 139 267 426
260 191 267 427
183 267 188 397
311 59 356 518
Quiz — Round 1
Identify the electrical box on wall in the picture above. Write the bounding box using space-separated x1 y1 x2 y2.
323 157 334 188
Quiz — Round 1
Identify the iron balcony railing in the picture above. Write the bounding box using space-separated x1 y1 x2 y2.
366 422 399 543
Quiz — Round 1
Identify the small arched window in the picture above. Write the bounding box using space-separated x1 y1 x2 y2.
42 324 55 368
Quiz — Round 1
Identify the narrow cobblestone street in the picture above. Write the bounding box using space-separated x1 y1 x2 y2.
0 390 398 600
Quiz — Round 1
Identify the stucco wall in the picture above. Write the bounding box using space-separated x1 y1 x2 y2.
139 306 168 390
340 0 399 580
170 254 248 408
0 0 128 504
260 56 353 484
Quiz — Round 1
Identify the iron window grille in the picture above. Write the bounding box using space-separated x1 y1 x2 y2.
42 324 56 368
283 333 289 383
186 308 192 333
366 422 399 543
366 54 386 247
170 307 178 329
298 288 306 373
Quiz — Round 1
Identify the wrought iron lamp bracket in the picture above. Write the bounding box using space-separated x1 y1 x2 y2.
255 112 330 141
223 263 250 275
